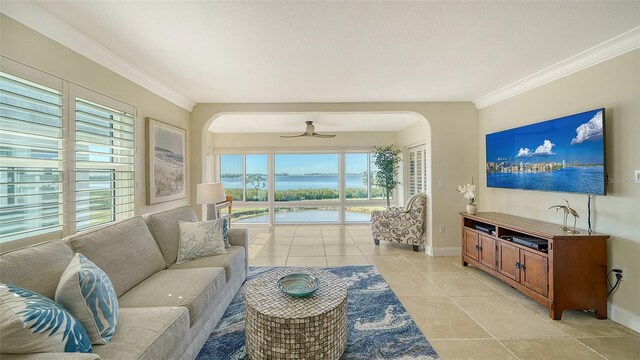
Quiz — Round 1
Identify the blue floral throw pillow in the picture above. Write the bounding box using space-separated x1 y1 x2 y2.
0 283 92 354
56 253 119 345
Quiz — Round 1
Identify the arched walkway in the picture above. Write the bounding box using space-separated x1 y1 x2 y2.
199 110 433 249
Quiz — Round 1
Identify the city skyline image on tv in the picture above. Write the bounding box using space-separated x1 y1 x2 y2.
486 108 606 195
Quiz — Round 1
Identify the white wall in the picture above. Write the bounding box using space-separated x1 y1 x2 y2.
397 121 429 147
478 49 640 331
0 15 192 250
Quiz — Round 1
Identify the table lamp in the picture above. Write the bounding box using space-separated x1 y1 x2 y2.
197 182 227 220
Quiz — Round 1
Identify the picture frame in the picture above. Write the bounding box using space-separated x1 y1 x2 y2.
146 117 187 204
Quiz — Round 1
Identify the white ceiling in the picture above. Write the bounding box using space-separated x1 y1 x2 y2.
209 113 420 133
10 1 640 106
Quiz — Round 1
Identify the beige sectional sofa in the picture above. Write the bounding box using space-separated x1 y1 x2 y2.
0 206 248 360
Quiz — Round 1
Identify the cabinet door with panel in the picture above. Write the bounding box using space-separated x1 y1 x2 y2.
520 250 549 297
498 242 520 281
478 235 497 270
462 229 479 261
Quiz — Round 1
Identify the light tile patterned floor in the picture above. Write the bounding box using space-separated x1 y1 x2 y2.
245 224 640 360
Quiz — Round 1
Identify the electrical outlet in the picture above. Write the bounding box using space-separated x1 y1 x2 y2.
612 266 626 282
439 225 446 233
635 170 640 184
438 179 445 188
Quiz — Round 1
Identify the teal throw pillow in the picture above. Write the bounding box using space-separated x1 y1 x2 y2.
223 217 230 248
56 253 119 345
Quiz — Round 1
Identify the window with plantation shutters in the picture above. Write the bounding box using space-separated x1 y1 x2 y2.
0 71 65 242
74 97 135 231
406 144 427 198
0 58 137 245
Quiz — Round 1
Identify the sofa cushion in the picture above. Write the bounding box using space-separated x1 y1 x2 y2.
170 246 245 282
93 307 188 360
144 206 197 267
55 253 119 345
0 241 74 300
65 217 166 297
117 268 225 327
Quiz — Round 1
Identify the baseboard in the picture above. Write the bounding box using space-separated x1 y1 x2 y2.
608 302 640 333
425 245 461 256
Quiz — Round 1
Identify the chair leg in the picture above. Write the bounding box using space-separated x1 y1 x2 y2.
374 239 380 246
413 245 419 252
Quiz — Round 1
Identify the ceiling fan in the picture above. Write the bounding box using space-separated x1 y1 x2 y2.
280 121 336 138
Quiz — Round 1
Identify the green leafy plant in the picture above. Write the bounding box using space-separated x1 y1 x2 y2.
371 145 403 206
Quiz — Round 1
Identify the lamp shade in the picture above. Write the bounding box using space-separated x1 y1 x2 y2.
197 182 226 204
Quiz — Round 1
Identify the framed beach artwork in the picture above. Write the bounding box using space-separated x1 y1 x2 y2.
146 118 187 204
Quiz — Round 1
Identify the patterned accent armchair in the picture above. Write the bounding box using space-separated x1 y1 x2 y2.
371 193 427 252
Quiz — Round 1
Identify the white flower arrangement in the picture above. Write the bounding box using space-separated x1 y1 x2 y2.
457 184 476 205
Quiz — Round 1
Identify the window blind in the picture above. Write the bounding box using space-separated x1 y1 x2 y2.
74 97 135 231
407 144 427 197
0 71 64 241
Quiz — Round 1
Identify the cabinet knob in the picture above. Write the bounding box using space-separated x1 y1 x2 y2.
475 244 482 251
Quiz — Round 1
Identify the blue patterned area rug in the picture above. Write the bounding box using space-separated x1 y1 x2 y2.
196 266 440 360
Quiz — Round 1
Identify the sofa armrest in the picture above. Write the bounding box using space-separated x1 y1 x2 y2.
228 227 249 275
0 354 100 360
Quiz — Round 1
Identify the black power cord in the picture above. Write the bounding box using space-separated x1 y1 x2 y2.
587 195 595 234
607 269 623 297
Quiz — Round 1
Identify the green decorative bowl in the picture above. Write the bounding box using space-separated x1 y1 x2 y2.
277 273 320 297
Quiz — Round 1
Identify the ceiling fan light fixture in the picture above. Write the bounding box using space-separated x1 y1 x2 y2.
280 121 336 138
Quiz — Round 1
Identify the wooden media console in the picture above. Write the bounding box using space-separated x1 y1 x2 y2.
460 212 610 320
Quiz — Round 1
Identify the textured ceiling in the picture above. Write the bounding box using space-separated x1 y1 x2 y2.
33 1 640 104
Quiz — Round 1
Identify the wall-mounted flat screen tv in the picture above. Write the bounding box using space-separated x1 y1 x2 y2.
486 108 606 195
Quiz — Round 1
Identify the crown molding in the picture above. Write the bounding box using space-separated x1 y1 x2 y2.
474 26 640 109
0 1 196 112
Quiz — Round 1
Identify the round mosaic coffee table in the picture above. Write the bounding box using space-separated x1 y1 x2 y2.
244 268 348 360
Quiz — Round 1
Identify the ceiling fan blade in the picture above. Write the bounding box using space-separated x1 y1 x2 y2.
312 133 336 138
280 133 308 138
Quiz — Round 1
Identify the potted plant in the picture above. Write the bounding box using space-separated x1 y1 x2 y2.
457 183 477 214
371 145 402 207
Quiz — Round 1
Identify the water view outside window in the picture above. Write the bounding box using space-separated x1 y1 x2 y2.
245 155 268 201
220 154 243 200
345 153 368 200
274 154 339 201
218 153 392 224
